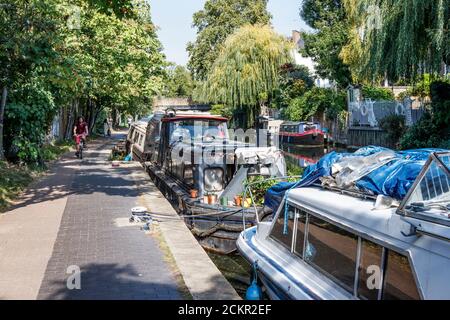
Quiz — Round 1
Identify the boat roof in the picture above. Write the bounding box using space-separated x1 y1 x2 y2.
161 115 228 122
281 121 320 126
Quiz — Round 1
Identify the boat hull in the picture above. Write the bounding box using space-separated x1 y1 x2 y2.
279 131 324 146
145 162 256 255
237 227 316 300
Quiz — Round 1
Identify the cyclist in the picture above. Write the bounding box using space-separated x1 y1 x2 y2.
74 116 89 158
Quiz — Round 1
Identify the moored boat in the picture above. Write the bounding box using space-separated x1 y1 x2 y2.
279 121 325 146
237 148 450 299
127 110 287 254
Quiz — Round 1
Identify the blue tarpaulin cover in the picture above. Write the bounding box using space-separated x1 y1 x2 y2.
264 146 448 212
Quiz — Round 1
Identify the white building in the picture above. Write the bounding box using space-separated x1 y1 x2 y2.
290 30 333 88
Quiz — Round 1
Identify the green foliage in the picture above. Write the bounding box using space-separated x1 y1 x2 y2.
379 114 407 146
271 64 315 109
210 104 233 118
286 87 346 121
244 168 304 205
163 65 194 98
0 0 166 162
187 0 272 81
343 0 450 82
300 0 352 88
197 24 293 128
0 161 36 210
41 141 72 161
361 85 395 101
5 82 57 163
400 81 450 149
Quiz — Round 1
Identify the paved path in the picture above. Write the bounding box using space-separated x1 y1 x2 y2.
0 135 181 300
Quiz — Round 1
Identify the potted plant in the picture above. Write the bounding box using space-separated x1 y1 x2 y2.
190 189 198 198
203 192 210 204
208 193 218 205
234 194 242 206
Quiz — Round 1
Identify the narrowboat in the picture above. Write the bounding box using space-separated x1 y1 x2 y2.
279 121 324 146
237 148 450 299
127 110 287 254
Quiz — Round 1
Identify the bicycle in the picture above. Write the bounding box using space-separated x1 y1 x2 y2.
75 134 86 160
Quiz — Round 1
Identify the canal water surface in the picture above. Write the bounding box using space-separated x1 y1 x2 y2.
209 144 344 298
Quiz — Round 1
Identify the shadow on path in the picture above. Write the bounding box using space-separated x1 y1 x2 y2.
38 263 181 300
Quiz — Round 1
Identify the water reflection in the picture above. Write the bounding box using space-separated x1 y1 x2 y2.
282 144 347 171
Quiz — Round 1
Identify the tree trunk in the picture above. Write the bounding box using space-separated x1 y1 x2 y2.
65 99 78 140
0 86 8 160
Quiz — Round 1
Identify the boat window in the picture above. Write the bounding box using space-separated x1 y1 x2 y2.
183 165 194 186
293 210 307 258
169 120 229 142
305 215 358 293
382 250 421 300
204 168 224 192
401 152 450 226
357 239 384 300
270 205 296 250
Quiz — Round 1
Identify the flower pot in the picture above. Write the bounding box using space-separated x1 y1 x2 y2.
220 196 228 206
190 189 198 198
234 196 242 207
208 194 218 205
203 195 209 204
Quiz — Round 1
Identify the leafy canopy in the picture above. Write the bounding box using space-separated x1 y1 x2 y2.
187 0 271 81
342 0 450 82
196 25 293 121
300 0 352 88
162 65 194 98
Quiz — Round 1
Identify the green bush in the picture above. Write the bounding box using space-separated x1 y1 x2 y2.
379 114 407 147
399 81 450 150
5 82 57 163
286 87 346 121
362 85 395 101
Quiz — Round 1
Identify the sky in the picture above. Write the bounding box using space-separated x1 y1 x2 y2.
150 0 311 66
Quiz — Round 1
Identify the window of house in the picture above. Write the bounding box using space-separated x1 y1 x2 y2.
270 205 296 250
357 239 384 300
382 250 421 300
305 215 359 293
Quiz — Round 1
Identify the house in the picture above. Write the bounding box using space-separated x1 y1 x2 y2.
289 30 333 89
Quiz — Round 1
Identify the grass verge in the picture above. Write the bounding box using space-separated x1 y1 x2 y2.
0 140 73 211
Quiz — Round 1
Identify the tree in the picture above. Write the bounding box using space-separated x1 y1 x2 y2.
285 87 346 122
342 0 450 82
163 65 194 98
271 63 315 109
399 81 450 149
300 0 352 88
0 0 62 160
196 24 293 128
0 0 166 162
187 0 271 81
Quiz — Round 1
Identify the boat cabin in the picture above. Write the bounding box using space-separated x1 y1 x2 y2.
237 152 450 300
280 121 322 135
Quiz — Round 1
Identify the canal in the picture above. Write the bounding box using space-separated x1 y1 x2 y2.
209 143 345 298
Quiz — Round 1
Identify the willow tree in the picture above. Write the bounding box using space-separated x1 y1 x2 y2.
341 0 450 82
197 24 293 128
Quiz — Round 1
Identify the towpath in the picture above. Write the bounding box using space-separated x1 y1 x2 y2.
0 132 208 300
